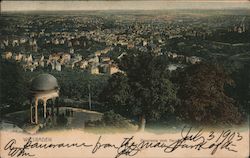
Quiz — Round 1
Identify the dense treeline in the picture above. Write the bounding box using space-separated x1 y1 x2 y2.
0 52 249 128
24 69 108 101
0 58 28 113
99 50 249 129
174 63 243 125
0 59 108 114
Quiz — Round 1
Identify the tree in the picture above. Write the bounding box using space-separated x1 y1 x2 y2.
176 63 242 125
228 62 250 117
99 72 132 116
0 58 28 113
99 50 177 131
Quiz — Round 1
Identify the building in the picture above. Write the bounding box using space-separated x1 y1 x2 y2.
49 61 62 71
69 48 74 54
108 64 120 75
55 62 62 71
88 55 99 64
2 52 12 59
25 54 33 63
100 56 111 62
99 63 109 74
49 53 60 61
89 66 99 75
186 56 201 64
168 52 178 59
61 53 71 63
14 53 23 61
94 51 101 56
77 60 88 69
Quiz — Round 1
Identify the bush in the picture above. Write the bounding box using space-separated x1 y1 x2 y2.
86 110 131 128
56 114 68 126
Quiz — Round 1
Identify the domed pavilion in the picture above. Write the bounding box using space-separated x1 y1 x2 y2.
30 74 59 124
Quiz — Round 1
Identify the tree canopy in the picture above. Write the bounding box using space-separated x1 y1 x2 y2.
99 50 177 130
0 58 28 113
175 63 243 125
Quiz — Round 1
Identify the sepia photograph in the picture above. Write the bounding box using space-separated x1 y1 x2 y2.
0 0 249 157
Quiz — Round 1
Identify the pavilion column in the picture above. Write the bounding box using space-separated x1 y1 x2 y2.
30 105 33 123
35 98 38 124
52 98 55 117
43 99 47 119
56 97 59 116
30 98 33 123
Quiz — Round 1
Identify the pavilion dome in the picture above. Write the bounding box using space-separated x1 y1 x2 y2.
31 74 59 91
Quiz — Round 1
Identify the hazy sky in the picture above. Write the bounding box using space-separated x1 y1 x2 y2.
1 0 250 11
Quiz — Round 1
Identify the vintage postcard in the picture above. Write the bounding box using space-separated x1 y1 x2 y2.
0 0 249 158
